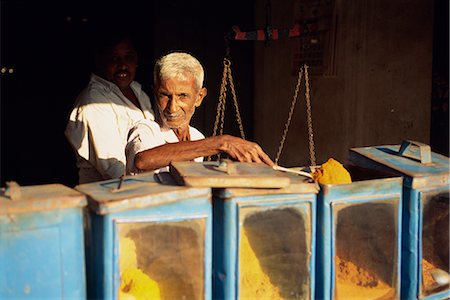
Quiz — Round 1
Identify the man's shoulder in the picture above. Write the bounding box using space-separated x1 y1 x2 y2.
127 119 162 143
85 77 113 100
189 126 205 140
131 119 160 131
72 78 118 109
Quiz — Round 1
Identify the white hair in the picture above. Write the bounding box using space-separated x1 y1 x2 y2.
154 52 204 90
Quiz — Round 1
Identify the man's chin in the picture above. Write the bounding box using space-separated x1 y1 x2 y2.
113 79 133 89
163 121 187 130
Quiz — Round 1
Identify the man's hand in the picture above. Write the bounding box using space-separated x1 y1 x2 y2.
216 135 274 166
132 134 274 173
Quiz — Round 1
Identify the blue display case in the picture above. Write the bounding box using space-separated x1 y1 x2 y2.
0 183 87 299
349 140 450 300
315 175 403 300
212 176 318 299
75 173 212 300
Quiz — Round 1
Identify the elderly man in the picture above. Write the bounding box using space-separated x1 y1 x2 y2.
126 52 273 174
66 32 154 183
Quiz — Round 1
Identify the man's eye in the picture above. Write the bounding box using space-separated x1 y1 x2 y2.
125 55 137 62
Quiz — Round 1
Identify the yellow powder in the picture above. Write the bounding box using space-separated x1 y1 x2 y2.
120 268 161 300
119 237 161 300
118 290 136 300
239 231 283 299
335 256 394 300
313 158 352 184
120 237 138 270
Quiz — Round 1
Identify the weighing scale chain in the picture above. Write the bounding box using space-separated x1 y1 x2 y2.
212 60 228 138
209 58 246 161
275 66 303 165
227 60 246 140
212 58 245 139
304 65 316 166
275 64 316 166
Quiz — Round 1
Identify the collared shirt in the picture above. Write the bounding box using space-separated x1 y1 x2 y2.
126 119 205 174
65 73 155 184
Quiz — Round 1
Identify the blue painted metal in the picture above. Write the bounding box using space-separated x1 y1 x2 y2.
348 142 449 189
0 184 87 299
212 182 318 300
349 141 450 300
75 174 212 300
315 177 403 300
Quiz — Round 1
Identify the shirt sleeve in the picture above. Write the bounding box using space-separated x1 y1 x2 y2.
125 119 167 175
65 92 127 180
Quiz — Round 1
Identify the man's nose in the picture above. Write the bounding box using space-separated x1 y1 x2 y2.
115 58 129 70
167 98 178 113
117 61 128 70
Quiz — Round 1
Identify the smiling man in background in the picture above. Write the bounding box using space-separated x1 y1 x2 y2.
65 31 154 184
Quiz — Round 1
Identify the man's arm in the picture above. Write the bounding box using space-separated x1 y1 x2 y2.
66 100 128 180
134 135 274 172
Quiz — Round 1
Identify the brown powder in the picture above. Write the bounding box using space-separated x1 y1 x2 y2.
335 256 395 300
421 258 449 294
128 224 204 299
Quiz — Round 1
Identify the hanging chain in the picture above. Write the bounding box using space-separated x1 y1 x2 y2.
209 57 246 160
212 58 245 139
226 60 246 140
212 59 315 165
275 63 316 166
274 66 304 165
212 59 229 137
304 65 316 166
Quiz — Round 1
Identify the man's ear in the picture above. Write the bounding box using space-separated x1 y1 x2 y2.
195 87 207 107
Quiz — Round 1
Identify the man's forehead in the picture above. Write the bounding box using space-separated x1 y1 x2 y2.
109 47 137 55
107 41 136 53
158 85 193 93
161 75 195 84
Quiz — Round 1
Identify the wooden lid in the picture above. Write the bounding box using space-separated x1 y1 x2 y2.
0 183 87 214
169 161 292 188
75 172 211 215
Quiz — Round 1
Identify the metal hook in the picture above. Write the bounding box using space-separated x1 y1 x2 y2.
265 0 272 46
224 39 231 60
4 181 21 200
116 175 124 190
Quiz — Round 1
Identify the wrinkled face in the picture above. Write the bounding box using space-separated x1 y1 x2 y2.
99 40 137 89
155 75 207 130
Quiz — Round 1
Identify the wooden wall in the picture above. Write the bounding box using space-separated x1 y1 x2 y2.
253 0 435 167
0 0 442 186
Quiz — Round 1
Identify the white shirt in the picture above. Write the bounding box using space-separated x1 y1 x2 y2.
126 119 205 174
65 74 155 184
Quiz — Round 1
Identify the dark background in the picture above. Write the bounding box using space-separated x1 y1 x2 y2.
1 0 256 187
1 0 448 187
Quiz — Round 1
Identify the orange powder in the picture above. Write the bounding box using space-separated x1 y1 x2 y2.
313 158 352 185
422 258 438 288
239 231 283 299
421 258 449 294
335 256 394 300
